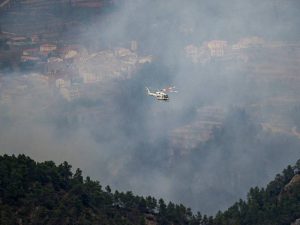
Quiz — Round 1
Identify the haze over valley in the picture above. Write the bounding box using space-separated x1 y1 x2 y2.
1 0 300 215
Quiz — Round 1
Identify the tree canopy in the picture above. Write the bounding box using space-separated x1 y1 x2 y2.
0 154 299 225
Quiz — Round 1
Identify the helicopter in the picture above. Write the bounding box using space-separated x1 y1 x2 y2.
146 86 177 101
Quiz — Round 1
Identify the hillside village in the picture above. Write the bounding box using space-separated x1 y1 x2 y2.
0 0 154 101
170 37 300 152
1 31 300 149
0 38 152 100
1 0 300 154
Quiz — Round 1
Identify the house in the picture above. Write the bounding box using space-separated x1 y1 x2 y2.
7 36 31 46
21 55 40 62
64 50 78 59
114 47 132 57
184 45 210 64
232 36 265 50
55 78 71 89
207 40 227 57
40 43 57 54
138 56 152 64
30 35 39 44
184 44 199 63
47 57 63 63
131 40 138 52
59 86 80 101
22 48 39 57
82 72 101 84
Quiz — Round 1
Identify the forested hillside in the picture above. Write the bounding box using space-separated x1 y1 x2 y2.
213 161 300 225
0 154 299 225
0 154 204 225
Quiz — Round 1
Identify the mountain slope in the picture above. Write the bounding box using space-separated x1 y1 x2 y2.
214 161 300 225
0 154 202 225
1 154 300 225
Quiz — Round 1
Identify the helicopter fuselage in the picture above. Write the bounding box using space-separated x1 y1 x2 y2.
146 87 169 101
153 91 169 100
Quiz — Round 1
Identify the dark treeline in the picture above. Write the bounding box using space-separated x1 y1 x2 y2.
0 154 205 225
1 154 300 225
213 162 300 225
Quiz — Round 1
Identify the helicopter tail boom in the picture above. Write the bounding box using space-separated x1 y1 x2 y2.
146 87 156 96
